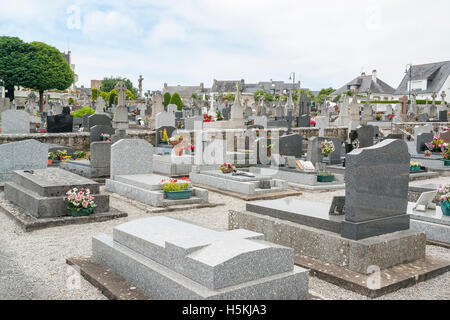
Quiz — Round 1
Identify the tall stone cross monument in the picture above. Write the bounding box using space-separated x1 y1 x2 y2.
231 82 244 122
398 96 408 121
138 75 144 98
361 88 373 124
112 81 130 143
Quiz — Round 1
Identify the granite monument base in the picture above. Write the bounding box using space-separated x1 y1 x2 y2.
152 154 193 177
60 160 110 178
408 202 450 246
4 168 109 218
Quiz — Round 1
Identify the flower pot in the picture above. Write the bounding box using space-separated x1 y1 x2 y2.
70 208 94 217
410 166 421 172
165 189 193 200
317 175 334 183
169 140 181 147
441 201 450 216
160 141 168 145
48 159 53 165
443 160 450 166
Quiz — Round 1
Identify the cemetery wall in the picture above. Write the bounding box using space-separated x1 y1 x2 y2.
392 122 450 135
0 131 156 150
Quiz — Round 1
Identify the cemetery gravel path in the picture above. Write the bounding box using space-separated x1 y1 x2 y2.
0 179 449 300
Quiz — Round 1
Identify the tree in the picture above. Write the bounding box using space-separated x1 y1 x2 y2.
108 89 117 106
26 42 74 112
100 77 138 98
0 36 34 101
254 90 275 102
315 87 336 103
163 92 171 107
126 89 135 101
169 92 183 110
92 88 99 101
68 97 74 105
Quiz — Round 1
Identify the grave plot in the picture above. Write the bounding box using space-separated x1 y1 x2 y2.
190 164 302 201
68 216 309 300
406 188 450 247
152 154 194 177
229 139 450 298
105 139 218 209
0 168 126 231
60 142 110 179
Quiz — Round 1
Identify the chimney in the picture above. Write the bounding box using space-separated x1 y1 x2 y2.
372 70 377 83
200 82 204 91
361 72 366 76
298 81 301 89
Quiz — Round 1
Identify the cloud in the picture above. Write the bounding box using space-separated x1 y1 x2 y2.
147 19 188 45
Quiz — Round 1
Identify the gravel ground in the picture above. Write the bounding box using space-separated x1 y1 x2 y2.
0 176 449 300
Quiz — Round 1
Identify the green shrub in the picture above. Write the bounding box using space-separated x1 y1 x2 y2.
68 97 74 105
163 92 171 107
73 106 95 118
91 88 98 101
170 92 184 110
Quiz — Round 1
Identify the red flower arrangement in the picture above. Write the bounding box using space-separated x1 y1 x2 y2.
203 114 213 123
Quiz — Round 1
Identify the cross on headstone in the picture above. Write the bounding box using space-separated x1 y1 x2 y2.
399 96 408 121
441 91 447 105
115 81 127 107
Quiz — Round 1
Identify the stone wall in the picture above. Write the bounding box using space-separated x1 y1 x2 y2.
0 126 347 151
392 122 450 136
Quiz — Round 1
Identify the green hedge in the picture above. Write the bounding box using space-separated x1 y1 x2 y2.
72 106 95 118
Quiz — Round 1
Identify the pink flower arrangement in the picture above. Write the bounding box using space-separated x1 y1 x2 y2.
65 188 96 212
436 185 449 204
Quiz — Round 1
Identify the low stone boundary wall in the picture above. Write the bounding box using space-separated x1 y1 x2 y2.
392 122 450 135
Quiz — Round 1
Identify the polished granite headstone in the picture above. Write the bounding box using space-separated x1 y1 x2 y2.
416 132 434 153
277 134 303 158
47 114 73 133
342 139 410 240
306 137 342 165
356 125 375 148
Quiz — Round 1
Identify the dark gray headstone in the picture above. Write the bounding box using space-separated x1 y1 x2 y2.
439 110 448 122
416 132 434 153
82 114 90 129
90 125 116 142
223 107 231 120
156 126 176 146
342 139 410 240
356 125 375 148
329 196 345 216
47 114 73 133
297 115 311 128
307 137 342 165
87 114 112 131
417 113 429 122
278 134 303 158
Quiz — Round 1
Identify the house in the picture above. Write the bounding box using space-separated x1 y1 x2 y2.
332 70 396 101
395 60 450 100
162 82 210 99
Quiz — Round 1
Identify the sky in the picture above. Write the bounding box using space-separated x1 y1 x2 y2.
1 0 449 93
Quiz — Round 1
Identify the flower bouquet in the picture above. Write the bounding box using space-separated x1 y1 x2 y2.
436 185 450 216
48 152 55 165
219 163 236 174
169 135 184 147
427 136 444 152
65 188 96 217
100 133 111 142
56 150 71 162
320 140 335 157
203 114 213 123
442 148 450 166
375 113 382 121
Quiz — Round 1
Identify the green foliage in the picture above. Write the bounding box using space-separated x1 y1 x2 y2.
318 172 334 177
126 89 135 100
100 76 138 98
191 93 198 100
91 88 99 101
162 181 189 192
0 36 34 100
315 87 336 103
163 92 171 107
170 92 184 110
72 106 95 118
99 91 109 103
224 93 235 102
68 97 74 105
27 41 74 96
254 90 275 102
108 89 117 106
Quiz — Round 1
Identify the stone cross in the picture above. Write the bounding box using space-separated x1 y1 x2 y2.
399 96 408 121
115 81 127 107
138 75 144 98
285 109 293 135
96 97 106 114
441 91 447 105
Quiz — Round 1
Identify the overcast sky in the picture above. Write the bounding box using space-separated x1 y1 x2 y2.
1 0 449 93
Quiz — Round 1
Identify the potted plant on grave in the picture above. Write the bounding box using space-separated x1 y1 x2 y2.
410 161 422 172
161 177 192 200
216 111 224 121
65 188 96 217
375 113 382 121
317 171 334 183
219 163 237 174
320 140 335 164
388 114 395 121
442 148 450 166
100 133 111 142
435 185 450 216
169 135 184 147
203 114 213 123
424 150 432 157
56 150 71 162
75 151 87 160
48 152 55 165
426 136 444 153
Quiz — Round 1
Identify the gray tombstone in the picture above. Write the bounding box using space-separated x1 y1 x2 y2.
90 125 116 142
185 116 203 131
297 115 311 128
417 113 429 122
90 142 111 169
278 134 303 158
110 139 153 179
439 110 448 122
87 114 112 132
307 137 342 165
356 125 375 148
0 139 47 186
82 113 90 130
416 132 434 153
1 110 30 134
342 139 410 240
